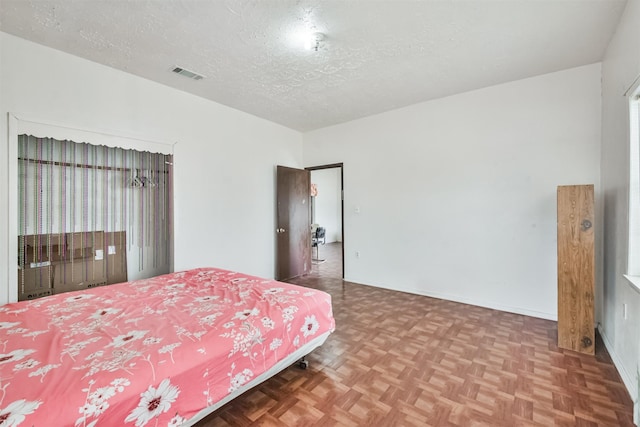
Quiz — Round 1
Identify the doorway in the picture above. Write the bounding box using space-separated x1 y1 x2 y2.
307 164 344 279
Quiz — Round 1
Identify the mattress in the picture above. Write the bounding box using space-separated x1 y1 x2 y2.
0 267 335 426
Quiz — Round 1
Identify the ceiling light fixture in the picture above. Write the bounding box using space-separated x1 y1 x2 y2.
304 32 325 52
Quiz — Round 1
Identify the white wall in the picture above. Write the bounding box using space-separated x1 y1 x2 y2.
311 168 342 243
600 0 640 418
0 32 303 304
304 63 602 320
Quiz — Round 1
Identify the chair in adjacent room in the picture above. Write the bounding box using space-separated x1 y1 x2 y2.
312 226 326 262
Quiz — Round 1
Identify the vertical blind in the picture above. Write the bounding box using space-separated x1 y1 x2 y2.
17 135 173 280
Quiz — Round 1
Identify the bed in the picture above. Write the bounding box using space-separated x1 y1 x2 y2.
0 267 335 426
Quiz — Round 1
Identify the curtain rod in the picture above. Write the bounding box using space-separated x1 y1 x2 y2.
18 157 171 174
15 116 177 151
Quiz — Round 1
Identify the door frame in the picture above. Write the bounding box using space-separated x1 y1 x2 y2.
306 163 344 279
6 114 175 304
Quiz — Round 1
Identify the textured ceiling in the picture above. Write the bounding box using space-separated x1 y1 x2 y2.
0 0 627 131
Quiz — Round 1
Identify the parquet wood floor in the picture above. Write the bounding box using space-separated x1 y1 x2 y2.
196 243 634 426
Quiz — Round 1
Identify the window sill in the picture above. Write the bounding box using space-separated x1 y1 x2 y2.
623 274 640 295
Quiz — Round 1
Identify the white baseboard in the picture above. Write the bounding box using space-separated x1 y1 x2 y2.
597 324 638 425
343 278 556 320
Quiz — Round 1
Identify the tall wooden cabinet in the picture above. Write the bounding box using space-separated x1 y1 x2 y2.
557 185 595 355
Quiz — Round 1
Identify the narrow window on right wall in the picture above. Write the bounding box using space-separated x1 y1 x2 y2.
628 88 640 281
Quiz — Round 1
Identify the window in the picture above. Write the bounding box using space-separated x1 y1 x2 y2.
627 87 640 286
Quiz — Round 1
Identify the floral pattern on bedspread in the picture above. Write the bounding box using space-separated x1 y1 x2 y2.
0 268 335 426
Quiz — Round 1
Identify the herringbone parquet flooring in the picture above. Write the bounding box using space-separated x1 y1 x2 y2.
197 243 634 426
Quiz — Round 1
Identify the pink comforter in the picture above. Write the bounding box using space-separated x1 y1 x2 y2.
0 268 335 426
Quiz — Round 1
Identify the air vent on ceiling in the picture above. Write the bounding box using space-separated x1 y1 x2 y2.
171 66 204 81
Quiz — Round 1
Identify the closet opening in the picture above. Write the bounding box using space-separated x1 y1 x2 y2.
17 135 173 300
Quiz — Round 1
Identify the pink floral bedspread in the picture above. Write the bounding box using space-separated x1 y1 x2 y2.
0 268 335 426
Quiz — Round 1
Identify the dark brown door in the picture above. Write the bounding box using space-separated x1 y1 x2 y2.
276 166 311 280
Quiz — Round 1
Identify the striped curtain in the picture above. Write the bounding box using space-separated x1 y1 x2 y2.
17 135 173 294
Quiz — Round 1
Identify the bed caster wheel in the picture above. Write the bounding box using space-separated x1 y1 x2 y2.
299 359 309 370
